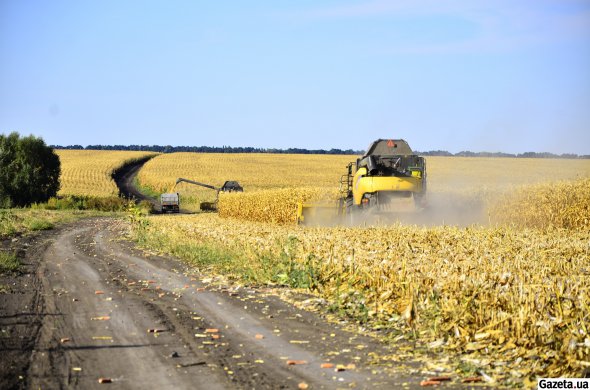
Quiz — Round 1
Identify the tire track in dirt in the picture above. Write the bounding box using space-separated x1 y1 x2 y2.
26 217 424 389
29 223 226 389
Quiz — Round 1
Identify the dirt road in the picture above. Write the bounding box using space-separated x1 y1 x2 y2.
1 218 426 389
113 159 157 205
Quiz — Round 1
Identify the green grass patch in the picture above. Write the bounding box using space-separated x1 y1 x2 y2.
0 252 20 273
132 222 320 289
33 195 129 212
0 210 18 236
25 219 54 231
133 176 161 199
1 208 121 239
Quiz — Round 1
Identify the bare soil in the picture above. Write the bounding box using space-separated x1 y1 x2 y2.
0 218 436 389
113 159 158 205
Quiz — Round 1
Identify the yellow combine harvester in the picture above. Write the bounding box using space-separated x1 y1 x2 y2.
297 139 426 224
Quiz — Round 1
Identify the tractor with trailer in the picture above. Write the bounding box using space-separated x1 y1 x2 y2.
161 178 243 212
297 139 426 224
160 192 180 213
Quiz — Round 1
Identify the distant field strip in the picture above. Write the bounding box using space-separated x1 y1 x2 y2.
137 152 590 220
57 150 157 197
137 153 354 208
138 153 590 195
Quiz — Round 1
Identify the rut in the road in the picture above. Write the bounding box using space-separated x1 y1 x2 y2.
27 218 423 389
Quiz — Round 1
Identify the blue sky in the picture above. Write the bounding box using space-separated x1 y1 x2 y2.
1 0 589 154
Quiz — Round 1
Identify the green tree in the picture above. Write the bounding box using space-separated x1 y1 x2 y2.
0 132 61 207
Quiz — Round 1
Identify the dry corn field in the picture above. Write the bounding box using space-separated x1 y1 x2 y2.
136 153 590 380
137 152 355 191
56 150 157 197
137 152 353 208
138 153 590 218
216 157 590 224
491 178 590 230
137 153 590 195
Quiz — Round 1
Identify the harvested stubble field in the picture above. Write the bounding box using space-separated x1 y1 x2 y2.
135 153 590 382
56 150 157 197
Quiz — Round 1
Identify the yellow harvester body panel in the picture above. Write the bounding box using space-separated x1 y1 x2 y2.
351 167 424 206
297 201 342 225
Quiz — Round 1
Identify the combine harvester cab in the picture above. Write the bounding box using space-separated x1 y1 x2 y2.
351 139 426 212
297 139 426 225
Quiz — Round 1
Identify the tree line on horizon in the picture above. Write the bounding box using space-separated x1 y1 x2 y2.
51 144 590 159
